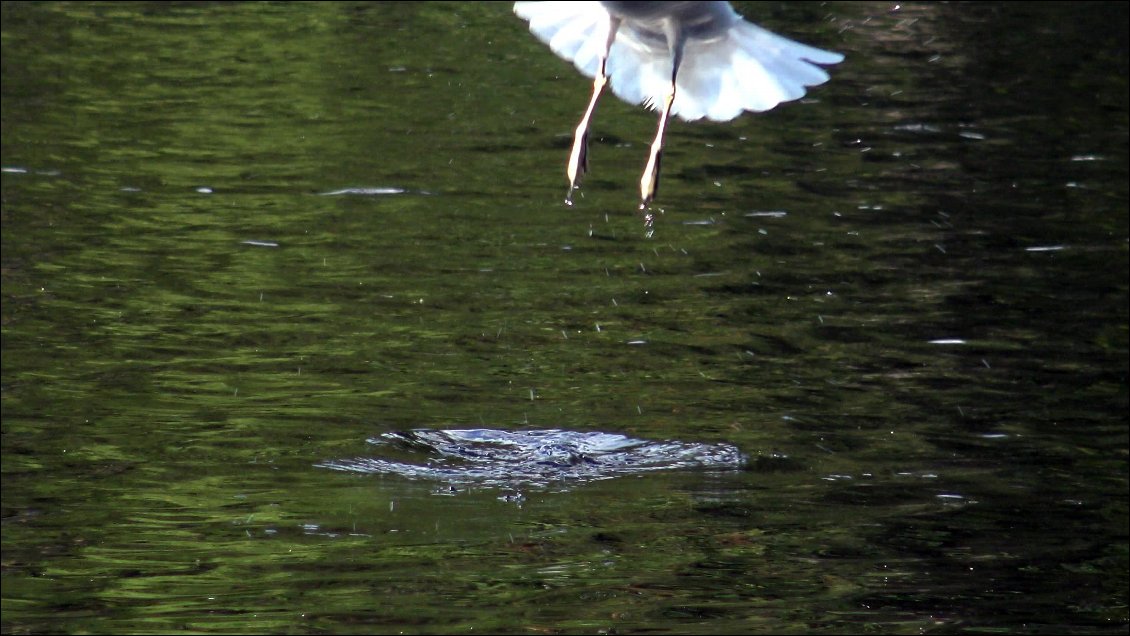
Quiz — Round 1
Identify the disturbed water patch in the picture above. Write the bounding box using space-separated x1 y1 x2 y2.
317 429 746 491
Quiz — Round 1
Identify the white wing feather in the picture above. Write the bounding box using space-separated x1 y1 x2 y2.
514 1 843 122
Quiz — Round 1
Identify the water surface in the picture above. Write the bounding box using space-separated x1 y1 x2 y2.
2 2 1127 634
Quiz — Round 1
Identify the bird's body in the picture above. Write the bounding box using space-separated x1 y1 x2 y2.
514 1 843 208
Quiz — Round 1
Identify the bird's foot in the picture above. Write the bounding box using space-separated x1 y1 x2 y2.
639 149 662 210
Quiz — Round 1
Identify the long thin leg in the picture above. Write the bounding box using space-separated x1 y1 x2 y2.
566 16 621 205
638 90 675 210
639 25 685 210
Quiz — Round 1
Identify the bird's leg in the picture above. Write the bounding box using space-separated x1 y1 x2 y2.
639 24 685 210
638 90 675 210
566 16 620 205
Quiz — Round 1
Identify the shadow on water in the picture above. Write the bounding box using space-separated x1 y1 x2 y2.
2 1 1127 634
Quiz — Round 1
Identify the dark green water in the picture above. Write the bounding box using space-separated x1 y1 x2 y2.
2 1 1126 634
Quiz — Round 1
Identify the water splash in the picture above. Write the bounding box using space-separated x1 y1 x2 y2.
317 428 745 491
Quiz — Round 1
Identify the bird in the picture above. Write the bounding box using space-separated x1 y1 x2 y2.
513 1 844 209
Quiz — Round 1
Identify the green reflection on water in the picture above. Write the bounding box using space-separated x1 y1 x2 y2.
3 1 1127 634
